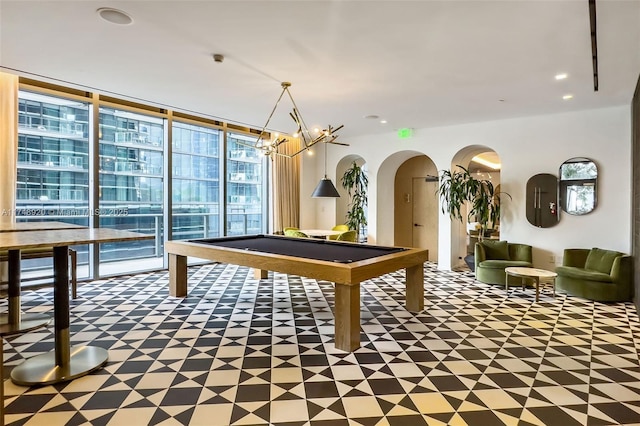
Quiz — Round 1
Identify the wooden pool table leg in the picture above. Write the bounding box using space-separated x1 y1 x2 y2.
334 283 360 352
405 264 424 312
169 254 187 297
254 269 268 279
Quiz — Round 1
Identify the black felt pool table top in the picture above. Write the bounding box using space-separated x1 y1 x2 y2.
189 234 406 263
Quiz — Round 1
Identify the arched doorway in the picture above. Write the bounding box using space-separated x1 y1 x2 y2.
448 147 502 268
466 151 502 256
394 155 439 261
336 155 366 238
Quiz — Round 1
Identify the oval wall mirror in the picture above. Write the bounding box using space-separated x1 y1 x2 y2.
559 157 597 215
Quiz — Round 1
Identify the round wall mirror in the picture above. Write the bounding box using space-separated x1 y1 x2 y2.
559 157 597 215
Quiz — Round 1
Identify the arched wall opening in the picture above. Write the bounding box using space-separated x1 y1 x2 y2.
333 147 502 270
335 155 366 230
376 150 428 246
394 155 439 262
448 145 502 268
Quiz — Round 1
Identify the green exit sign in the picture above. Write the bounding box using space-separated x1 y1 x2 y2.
397 128 413 139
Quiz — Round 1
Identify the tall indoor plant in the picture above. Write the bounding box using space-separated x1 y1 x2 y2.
438 165 509 240
341 161 368 241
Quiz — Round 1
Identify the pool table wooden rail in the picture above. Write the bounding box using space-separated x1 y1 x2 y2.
166 238 428 288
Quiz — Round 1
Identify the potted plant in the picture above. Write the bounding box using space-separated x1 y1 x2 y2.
438 165 510 268
341 161 368 241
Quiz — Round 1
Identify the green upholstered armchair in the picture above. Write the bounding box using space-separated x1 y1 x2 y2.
329 225 349 240
335 230 357 242
475 241 533 285
284 229 309 238
556 248 633 302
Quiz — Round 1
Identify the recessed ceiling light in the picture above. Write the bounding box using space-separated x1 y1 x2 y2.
380 120 387 124
563 94 574 100
364 115 379 120
97 8 133 25
555 73 569 80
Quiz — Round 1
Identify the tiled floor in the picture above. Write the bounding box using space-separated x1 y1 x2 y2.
2 263 640 425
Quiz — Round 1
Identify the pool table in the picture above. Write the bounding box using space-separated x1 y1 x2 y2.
165 234 429 351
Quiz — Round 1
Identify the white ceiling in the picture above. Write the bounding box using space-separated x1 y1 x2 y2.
1 1 639 139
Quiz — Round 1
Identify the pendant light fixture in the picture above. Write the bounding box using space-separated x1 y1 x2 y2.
312 143 341 198
241 81 347 158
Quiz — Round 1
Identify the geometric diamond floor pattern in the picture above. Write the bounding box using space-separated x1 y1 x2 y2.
2 262 640 425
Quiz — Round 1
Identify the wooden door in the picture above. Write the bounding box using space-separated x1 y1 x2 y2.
412 177 438 261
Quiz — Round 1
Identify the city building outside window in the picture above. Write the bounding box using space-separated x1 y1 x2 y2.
15 90 90 278
13 86 270 279
98 107 164 269
172 121 222 240
226 133 267 235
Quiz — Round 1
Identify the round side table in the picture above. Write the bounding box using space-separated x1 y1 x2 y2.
505 267 557 302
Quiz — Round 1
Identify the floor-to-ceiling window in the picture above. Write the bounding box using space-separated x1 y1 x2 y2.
15 90 91 277
14 83 270 279
98 107 164 270
172 121 222 240
226 132 266 235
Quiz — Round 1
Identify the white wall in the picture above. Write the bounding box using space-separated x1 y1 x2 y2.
299 145 320 229
301 106 632 270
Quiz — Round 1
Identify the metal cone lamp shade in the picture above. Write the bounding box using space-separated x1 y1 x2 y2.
312 177 341 198
312 142 341 198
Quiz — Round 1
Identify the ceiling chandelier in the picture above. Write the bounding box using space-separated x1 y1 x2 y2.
251 82 347 158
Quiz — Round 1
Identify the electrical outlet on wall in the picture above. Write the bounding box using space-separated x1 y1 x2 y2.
549 255 556 263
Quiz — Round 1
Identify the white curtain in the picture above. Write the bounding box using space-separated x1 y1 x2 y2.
272 137 301 233
0 72 18 224
0 72 18 280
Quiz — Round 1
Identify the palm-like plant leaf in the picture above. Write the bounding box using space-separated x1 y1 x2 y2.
341 162 368 239
438 165 511 237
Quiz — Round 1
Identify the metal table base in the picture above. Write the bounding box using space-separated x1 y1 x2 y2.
1 312 50 426
11 345 108 386
0 313 51 335
10 246 108 386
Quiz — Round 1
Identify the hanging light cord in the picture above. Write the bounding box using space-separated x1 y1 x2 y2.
323 144 328 178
